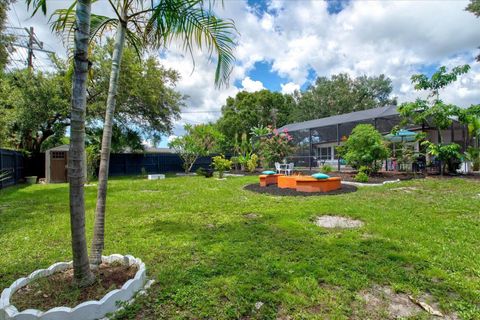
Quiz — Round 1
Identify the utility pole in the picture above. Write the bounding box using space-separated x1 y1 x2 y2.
5 26 54 70
27 26 34 69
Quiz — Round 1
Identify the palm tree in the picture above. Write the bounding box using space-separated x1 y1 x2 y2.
27 0 95 286
52 0 237 266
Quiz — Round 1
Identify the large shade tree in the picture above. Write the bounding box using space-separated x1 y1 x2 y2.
27 0 96 286
51 0 237 266
289 73 396 122
87 39 184 142
217 90 295 151
0 66 71 153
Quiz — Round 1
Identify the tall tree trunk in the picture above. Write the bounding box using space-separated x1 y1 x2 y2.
90 18 127 266
70 0 95 287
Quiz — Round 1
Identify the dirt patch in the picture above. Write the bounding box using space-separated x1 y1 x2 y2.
244 213 260 219
353 285 458 319
11 262 137 311
314 215 363 229
243 183 357 197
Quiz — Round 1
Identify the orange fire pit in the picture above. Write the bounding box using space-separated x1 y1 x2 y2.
277 175 298 189
259 174 283 187
295 177 341 193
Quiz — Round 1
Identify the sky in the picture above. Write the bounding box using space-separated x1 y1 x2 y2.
7 0 480 147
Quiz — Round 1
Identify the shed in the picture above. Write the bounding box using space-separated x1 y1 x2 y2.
45 145 69 183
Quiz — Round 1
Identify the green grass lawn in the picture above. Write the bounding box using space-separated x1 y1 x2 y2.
1 176 479 319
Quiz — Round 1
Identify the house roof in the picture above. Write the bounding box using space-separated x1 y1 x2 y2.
278 105 399 132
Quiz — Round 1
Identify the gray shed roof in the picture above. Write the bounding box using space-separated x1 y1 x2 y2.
278 105 399 132
46 144 69 152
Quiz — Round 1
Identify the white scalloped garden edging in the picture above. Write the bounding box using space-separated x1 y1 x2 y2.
0 254 148 320
341 179 400 187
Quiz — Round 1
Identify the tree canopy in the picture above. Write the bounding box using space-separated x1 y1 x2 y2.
87 39 185 142
289 73 396 122
0 64 71 154
216 90 295 150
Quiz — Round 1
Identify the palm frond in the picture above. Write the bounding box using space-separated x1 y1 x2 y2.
0 169 12 182
50 4 118 57
26 0 47 16
145 0 237 88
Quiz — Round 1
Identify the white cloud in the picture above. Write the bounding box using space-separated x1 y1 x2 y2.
8 0 480 137
280 82 300 94
241 77 265 92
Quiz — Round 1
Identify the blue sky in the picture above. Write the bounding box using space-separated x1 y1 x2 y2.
8 0 480 147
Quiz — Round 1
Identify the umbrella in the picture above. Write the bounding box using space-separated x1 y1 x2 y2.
384 129 417 171
384 129 417 143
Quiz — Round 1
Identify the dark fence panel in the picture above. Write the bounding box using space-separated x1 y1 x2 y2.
108 153 214 176
0 148 24 189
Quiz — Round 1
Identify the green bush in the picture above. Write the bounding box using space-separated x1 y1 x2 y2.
354 172 369 183
246 154 258 173
358 165 371 176
342 124 390 172
196 167 213 178
465 147 480 171
320 164 333 173
86 145 100 182
423 142 462 174
212 155 232 179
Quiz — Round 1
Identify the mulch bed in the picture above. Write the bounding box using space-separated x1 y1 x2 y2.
11 263 137 311
318 171 424 184
244 183 357 197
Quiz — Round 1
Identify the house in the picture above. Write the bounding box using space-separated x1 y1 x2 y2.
277 105 468 169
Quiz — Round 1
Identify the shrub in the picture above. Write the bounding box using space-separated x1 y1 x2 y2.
354 172 369 183
321 164 333 173
246 154 258 173
342 124 390 172
358 165 370 176
423 142 462 174
86 145 100 182
212 155 232 178
259 129 295 166
196 167 213 178
465 147 480 171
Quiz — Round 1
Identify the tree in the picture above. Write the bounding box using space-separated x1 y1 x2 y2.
0 67 71 154
27 0 96 286
51 0 237 266
398 65 470 141
169 123 223 173
87 40 184 141
398 65 470 174
289 73 396 122
0 0 15 71
258 128 295 166
217 90 294 151
340 124 390 171
466 0 480 61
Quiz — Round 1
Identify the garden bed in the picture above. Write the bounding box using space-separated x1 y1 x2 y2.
244 183 357 196
10 263 137 311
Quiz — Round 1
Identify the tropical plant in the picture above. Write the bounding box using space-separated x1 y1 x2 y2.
398 65 470 145
27 0 96 286
0 169 12 182
246 153 258 173
354 171 369 183
342 124 390 172
320 163 333 174
49 0 237 265
422 141 462 174
465 146 480 171
258 129 295 166
212 155 232 178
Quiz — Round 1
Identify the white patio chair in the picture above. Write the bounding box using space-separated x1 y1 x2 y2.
274 162 281 174
286 163 294 175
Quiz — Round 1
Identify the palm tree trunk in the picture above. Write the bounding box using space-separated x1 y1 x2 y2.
70 0 95 287
90 18 127 266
